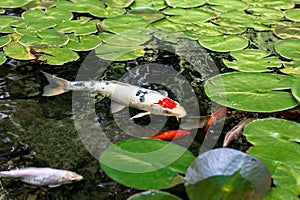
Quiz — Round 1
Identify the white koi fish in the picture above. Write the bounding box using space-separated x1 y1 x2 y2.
0 167 83 187
41 71 186 119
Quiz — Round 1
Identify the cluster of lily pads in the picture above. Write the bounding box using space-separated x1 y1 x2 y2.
1 0 300 199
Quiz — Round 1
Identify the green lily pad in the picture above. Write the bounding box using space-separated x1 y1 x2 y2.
273 25 300 39
247 7 284 25
185 148 271 200
0 16 27 33
292 80 300 102
129 7 165 23
285 9 300 22
165 0 206 8
275 39 300 60
128 191 182 200
280 66 300 78
151 19 185 31
3 42 35 60
208 0 248 12
22 8 73 31
244 118 300 197
0 35 11 47
96 43 145 61
199 35 248 52
264 188 299 200
0 0 31 8
223 49 282 72
0 52 7 66
37 48 79 65
100 138 195 190
204 72 298 112
103 15 149 34
56 17 98 36
100 29 152 46
0 8 4 14
131 0 167 10
246 0 294 10
67 34 102 51
18 29 69 48
104 0 134 8
166 8 212 25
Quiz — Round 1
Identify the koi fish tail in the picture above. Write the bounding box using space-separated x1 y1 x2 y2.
41 71 69 96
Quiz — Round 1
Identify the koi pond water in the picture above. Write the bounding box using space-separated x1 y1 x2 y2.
0 0 300 200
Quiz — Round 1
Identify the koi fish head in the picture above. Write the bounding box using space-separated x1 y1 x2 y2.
150 98 186 118
59 171 83 185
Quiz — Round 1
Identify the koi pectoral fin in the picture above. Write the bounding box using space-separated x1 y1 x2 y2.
129 112 151 120
111 102 126 114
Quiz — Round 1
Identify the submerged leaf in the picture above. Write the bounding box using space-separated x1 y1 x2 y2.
100 138 195 190
185 148 271 200
204 72 298 112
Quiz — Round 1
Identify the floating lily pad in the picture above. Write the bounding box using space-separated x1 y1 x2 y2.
22 8 73 31
56 17 98 36
19 29 69 48
128 191 182 200
244 118 300 198
247 7 284 25
199 35 248 52
67 34 102 51
204 72 298 112
292 80 300 103
0 16 27 33
151 19 185 31
96 43 145 61
208 0 248 12
273 25 300 39
131 0 167 10
275 39 300 60
223 49 282 72
246 0 294 10
280 66 300 78
38 48 79 65
3 42 35 60
165 0 205 8
0 8 4 14
0 0 31 8
100 138 195 190
103 15 149 33
104 0 134 8
129 7 165 23
56 0 106 14
0 52 7 66
185 148 271 200
166 8 212 25
285 9 300 22
100 29 152 46
0 35 11 47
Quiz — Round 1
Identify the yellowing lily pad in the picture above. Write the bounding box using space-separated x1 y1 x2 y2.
165 0 206 8
223 49 282 72
38 48 79 65
285 9 300 22
96 43 145 61
275 39 300 60
199 35 248 52
204 72 298 112
3 42 35 60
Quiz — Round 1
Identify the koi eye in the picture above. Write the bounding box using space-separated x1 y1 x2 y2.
163 109 171 114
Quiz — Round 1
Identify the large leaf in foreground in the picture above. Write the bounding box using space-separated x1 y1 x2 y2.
100 138 195 190
185 148 271 200
244 118 300 199
204 72 298 112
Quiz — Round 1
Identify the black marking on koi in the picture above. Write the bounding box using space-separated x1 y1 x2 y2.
74 82 86 87
136 90 148 103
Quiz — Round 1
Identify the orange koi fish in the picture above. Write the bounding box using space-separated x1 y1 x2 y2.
205 106 227 133
149 130 191 141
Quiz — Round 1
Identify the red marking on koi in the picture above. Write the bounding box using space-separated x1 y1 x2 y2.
205 107 227 133
150 130 191 141
157 98 177 109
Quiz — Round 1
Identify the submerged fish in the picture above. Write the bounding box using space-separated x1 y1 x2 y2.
41 71 186 119
149 130 191 141
0 167 83 187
